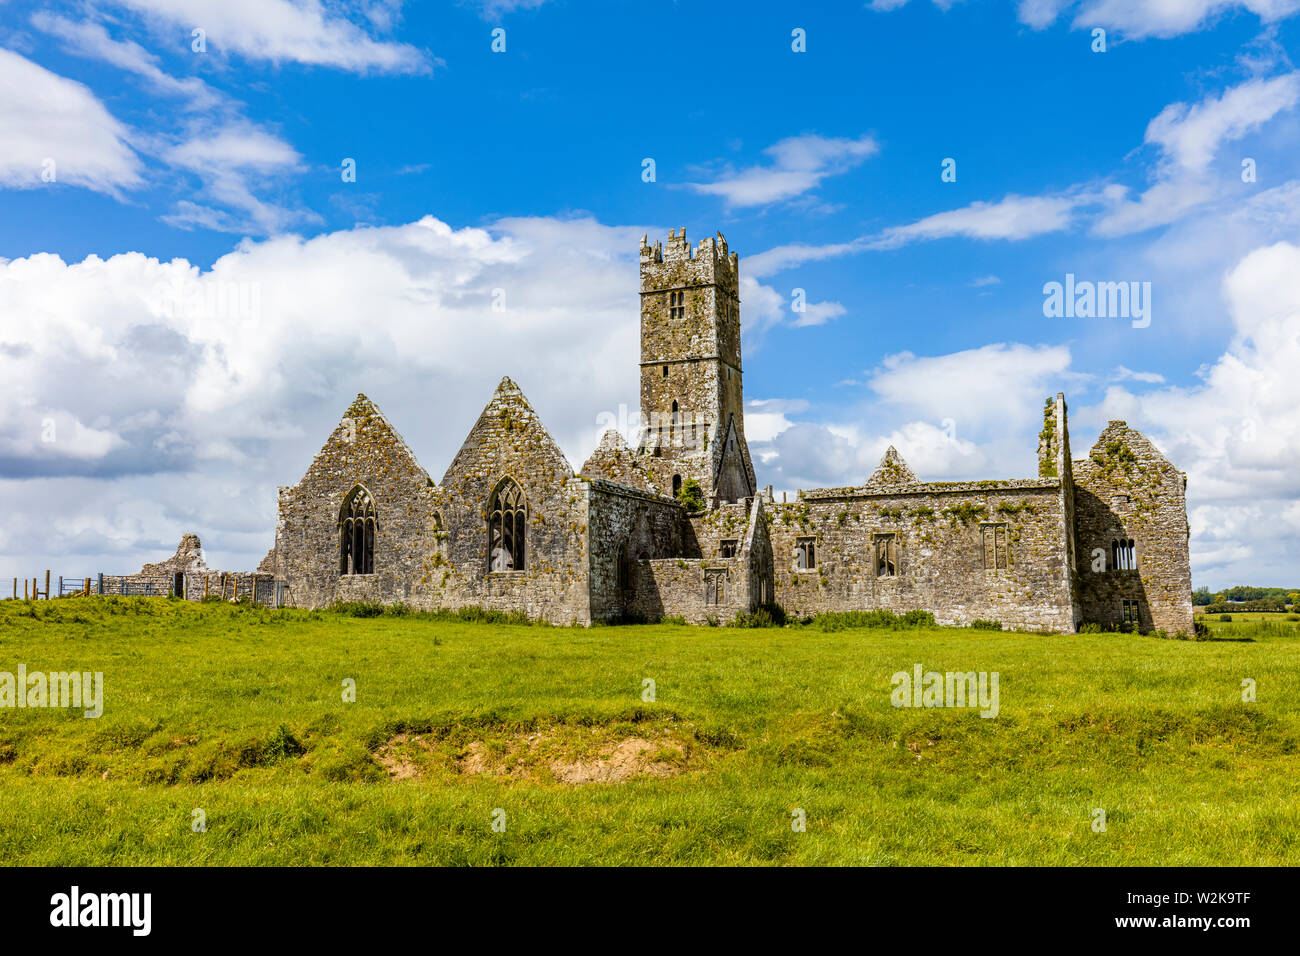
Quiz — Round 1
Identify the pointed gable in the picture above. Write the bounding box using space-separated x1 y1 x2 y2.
712 413 756 503
1078 420 1181 485
581 429 661 494
293 392 432 489
1087 420 1170 464
440 376 574 497
864 445 919 489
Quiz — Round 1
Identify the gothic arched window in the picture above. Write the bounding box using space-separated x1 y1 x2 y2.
488 478 527 571
339 485 376 575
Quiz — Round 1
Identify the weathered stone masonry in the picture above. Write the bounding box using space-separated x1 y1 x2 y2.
147 228 1191 632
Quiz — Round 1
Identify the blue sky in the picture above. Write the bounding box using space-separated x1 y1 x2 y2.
1 0 1299 589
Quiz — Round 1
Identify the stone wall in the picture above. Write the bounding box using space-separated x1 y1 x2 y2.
768 463 1076 632
628 497 769 624
272 393 438 610
431 377 594 624
120 534 280 605
180 572 278 605
585 479 684 621
1072 422 1194 634
272 382 598 623
580 429 661 495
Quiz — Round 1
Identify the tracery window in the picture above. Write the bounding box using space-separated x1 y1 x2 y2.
339 485 376 575
488 479 527 571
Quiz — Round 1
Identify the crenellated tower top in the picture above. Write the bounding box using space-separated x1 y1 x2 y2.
637 228 754 505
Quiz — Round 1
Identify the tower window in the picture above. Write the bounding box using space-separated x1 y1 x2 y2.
795 537 816 570
672 474 682 497
668 290 685 320
719 539 738 558
662 364 669 378
488 478 527 571
1122 599 1140 626
339 484 377 575
875 534 897 577
1111 538 1136 570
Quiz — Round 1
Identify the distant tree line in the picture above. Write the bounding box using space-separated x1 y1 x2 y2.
1193 585 1298 609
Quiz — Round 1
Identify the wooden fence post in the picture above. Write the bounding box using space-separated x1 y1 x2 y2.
84 577 91 596
203 576 209 601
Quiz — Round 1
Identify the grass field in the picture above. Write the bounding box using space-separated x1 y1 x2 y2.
1 597 1297 866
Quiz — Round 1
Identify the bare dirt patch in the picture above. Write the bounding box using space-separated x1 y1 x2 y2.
546 736 683 784
375 724 700 785
454 730 689 784
375 733 424 780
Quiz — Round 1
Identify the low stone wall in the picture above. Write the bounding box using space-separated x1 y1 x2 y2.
98 571 281 606
630 556 748 624
769 483 1076 633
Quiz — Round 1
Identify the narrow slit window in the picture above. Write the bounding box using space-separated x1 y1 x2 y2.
875 534 897 577
705 570 726 605
983 524 1009 570
617 543 632 593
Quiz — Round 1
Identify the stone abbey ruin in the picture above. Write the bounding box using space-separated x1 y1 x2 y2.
147 228 1194 633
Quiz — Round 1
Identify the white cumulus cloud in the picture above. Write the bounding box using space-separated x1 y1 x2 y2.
0 46 142 195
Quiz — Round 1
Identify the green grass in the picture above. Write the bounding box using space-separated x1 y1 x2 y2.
1197 610 1300 641
1 596 1298 866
